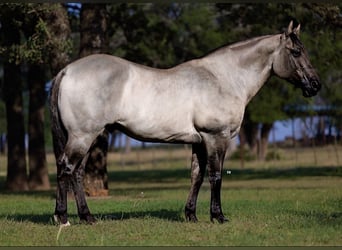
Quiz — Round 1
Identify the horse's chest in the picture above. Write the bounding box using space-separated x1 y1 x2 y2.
194 101 244 139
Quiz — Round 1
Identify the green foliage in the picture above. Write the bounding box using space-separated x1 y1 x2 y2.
0 3 72 65
108 4 224 68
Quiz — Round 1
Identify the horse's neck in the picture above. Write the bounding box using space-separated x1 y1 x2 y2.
204 34 280 105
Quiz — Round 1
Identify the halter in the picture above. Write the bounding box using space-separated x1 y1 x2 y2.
284 32 313 74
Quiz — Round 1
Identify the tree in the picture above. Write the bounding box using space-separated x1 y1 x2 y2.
3 61 28 191
27 64 50 190
0 5 28 190
44 4 72 76
0 3 72 190
109 3 224 67
244 78 302 160
79 4 108 57
301 4 342 143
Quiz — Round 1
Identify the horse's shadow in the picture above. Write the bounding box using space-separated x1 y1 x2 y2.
2 209 184 225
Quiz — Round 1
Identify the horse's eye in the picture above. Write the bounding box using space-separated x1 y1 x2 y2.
291 48 301 57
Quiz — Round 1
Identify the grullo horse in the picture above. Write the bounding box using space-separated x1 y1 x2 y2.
50 21 321 225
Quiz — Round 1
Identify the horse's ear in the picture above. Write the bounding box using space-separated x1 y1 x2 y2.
293 24 301 36
286 20 294 35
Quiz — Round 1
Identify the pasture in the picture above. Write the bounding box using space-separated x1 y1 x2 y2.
0 145 341 246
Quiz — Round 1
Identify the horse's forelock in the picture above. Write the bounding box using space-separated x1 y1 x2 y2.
288 32 304 49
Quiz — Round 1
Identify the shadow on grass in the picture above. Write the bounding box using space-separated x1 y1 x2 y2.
1 165 340 195
0 188 55 199
2 208 184 225
107 165 342 183
5 207 342 226
228 166 342 180
2 214 56 225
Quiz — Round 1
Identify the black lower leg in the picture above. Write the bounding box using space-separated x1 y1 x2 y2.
72 165 96 224
185 196 199 222
185 143 206 222
54 175 69 224
209 171 228 223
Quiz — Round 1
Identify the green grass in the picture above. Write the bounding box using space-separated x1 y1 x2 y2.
0 146 341 246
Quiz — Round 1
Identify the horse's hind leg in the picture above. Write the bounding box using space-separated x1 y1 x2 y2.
54 163 71 225
56 133 99 224
185 142 207 222
71 152 96 224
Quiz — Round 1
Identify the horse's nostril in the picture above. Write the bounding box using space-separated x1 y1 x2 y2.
311 80 320 90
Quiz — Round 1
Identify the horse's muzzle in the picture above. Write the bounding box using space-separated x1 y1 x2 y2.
302 78 321 97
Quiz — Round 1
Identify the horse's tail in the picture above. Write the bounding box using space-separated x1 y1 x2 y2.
49 69 67 161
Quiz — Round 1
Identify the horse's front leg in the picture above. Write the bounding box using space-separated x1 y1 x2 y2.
71 153 96 224
185 142 207 222
205 135 229 223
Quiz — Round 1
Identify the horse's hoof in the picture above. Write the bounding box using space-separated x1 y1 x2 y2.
80 214 97 225
53 214 71 226
210 213 229 224
185 207 198 222
185 213 198 223
61 221 71 227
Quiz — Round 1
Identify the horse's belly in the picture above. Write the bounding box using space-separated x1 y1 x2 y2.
116 120 202 144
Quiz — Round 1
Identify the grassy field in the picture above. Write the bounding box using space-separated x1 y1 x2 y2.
0 145 341 246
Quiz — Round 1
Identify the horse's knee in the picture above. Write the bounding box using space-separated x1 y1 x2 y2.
208 171 222 185
57 152 82 176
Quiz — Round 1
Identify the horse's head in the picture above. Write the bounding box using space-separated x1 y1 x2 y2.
273 21 321 97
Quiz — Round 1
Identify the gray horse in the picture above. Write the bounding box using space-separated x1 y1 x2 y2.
50 21 320 225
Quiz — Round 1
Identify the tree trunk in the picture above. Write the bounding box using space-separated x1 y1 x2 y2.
1 14 28 191
23 4 70 191
79 3 108 57
43 3 72 75
4 62 28 191
259 123 273 161
0 134 5 154
80 3 109 196
27 64 50 190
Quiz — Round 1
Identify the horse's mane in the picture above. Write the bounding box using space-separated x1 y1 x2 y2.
192 31 303 63
200 34 275 58
228 35 274 49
